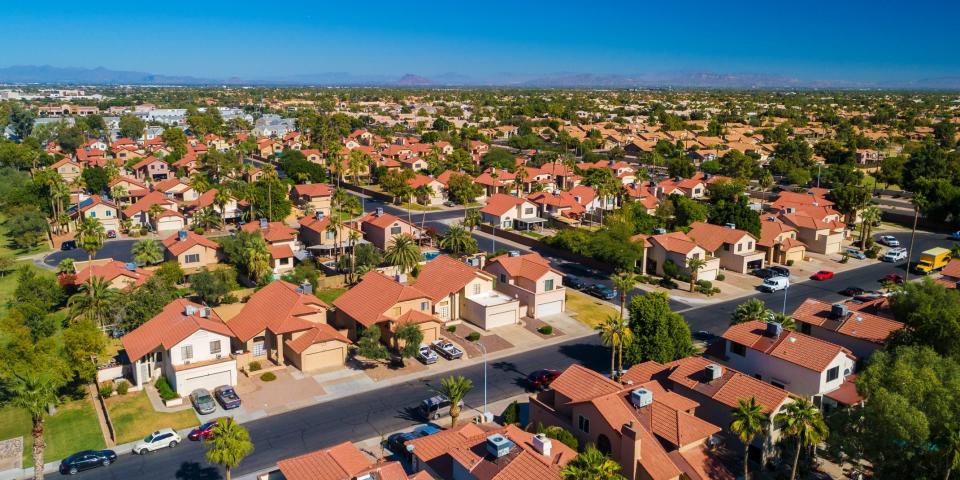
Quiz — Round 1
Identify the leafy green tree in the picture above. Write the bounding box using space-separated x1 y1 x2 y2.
191 267 238 306
623 292 693 364
132 239 164 266
770 139 814 175
439 375 473 428
730 397 768 480
61 319 107 383
9 104 35 140
352 243 383 275
828 184 870 223
447 173 483 204
888 278 960 358
3 206 48 250
384 234 421 274
205 417 253 480
776 398 828 480
56 125 86 154
118 114 145 140
669 195 708 228
815 139 856 165
110 276 179 330
357 326 389 362
161 127 188 159
666 157 696 178
708 197 761 237
482 148 515 170
561 445 625 480
394 321 424 366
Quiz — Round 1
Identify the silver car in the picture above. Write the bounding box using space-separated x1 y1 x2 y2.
190 388 217 415
417 345 438 364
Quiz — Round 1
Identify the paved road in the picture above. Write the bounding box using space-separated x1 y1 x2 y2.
42 239 137 267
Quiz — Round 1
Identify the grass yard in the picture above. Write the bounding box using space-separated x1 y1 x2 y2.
0 214 50 258
398 203 441 212
106 391 198 444
521 230 545 239
314 287 347 304
0 262 49 315
0 399 105 467
565 290 619 327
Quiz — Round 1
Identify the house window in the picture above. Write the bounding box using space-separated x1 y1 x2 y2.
181 345 193 360
577 415 590 433
472 283 481 295
692 252 700 260
420 302 429 311
771 381 786 389
279 257 289 265
723 244 729 251
730 342 746 357
391 306 402 316
524 208 534 215
184 254 200 264
326 231 336 240
89 211 96 218
210 341 221 355
737 243 743 252
748 241 753 250
390 226 402 235
502 220 511 228
826 366 840 382
105 210 112 217
500 273 506 283
544 279 554 291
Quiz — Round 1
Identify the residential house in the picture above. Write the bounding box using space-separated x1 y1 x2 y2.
686 222 765 274
358 210 424 250
122 299 237 396
77 195 121 233
130 156 170 182
757 216 807 265
241 220 299 275
152 177 199 203
791 298 904 361
189 188 240 222
645 232 720 281
51 158 82 184
161 230 222 272
298 212 364 258
655 176 706 199
483 252 565 318
123 191 182 230
290 183 333 217
479 193 545 231
413 255 521 329
721 321 859 408
227 280 350 373
778 212 845 255
333 271 444 345
407 423 574 480
407 174 446 205
276 440 430 480
72 260 153 290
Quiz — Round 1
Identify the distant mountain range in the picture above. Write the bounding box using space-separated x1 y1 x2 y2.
2 64 959 90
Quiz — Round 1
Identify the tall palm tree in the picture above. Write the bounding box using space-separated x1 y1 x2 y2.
439 223 476 255
596 314 632 381
245 238 272 283
776 398 829 480
730 397 768 480
147 204 164 231
438 375 473 428
731 298 771 325
348 230 361 283
68 277 117 328
132 239 164 266
463 208 481 232
9 371 60 480
561 445 625 480
213 188 232 226
611 271 638 318
192 207 223 231
686 256 707 293
110 184 128 207
75 217 105 265
327 215 344 266
858 205 882 250
204 417 254 480
384 234 421 275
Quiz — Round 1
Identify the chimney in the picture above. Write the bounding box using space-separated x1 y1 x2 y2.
630 388 653 408
620 423 642 480
705 363 723 380
831 303 849 319
766 321 784 338
178 230 188 241
485 434 514 458
532 433 552 457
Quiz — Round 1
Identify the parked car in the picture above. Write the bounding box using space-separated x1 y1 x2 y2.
106 229 117 239
692 330 718 343
60 240 77 251
854 293 883 302
881 248 908 263
751 268 778 279
214 385 241 410
769 266 791 277
188 421 217 441
431 340 463 360
845 248 867 260
878 235 900 247
59 449 117 475
526 369 561 390
811 270 835 281
562 276 587 290
190 388 217 415
759 276 790 293
950 231 960 241
385 425 441 460
840 286 866 297
419 395 464 420
133 429 181 454
585 284 617 300
417 345 438 364
882 273 904 284
443 200 456 207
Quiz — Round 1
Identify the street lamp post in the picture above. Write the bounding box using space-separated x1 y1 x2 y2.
782 282 789 315
475 340 491 422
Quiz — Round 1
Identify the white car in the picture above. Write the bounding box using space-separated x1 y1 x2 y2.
878 235 900 247
134 428 181 455
417 345 438 364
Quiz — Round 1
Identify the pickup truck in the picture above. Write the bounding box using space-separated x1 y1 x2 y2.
881 248 908 263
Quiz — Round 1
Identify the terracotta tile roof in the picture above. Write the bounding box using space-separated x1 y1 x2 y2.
131 155 164 171
123 191 177 217
548 364 622 403
686 222 756 253
226 280 329 342
413 255 492 302
773 190 834 207
474 171 505 187
669 443 735 480
78 195 118 214
291 183 333 198
664 356 790 415
407 174 439 189
333 271 432 328
649 231 699 255
942 259 960 279
722 321 854 371
152 177 188 193
823 374 863 406
485 252 558 282
241 221 298 243
285 323 352 354
161 230 220 257
436 170 468 186
359 211 417 231
480 193 526 216
630 233 653 248
74 260 152 287
269 244 295 260
121 299 231 361
277 441 376 480
791 298 903 344
621 361 669 384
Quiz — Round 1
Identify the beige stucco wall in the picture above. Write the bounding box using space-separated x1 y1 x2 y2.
171 244 220 269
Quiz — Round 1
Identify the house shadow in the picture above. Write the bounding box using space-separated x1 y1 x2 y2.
558 342 609 371
174 461 221 480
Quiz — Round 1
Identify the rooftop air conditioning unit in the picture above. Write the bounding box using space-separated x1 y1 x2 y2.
706 363 723 380
766 321 784 338
184 305 197 316
831 303 849 319
485 434 515 458
630 387 653 408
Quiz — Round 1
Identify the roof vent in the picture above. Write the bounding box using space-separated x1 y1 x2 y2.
532 433 552 457
485 434 515 458
706 363 723 380
199 307 211 318
315 211 324 220
831 303 849 319
184 305 197 316
178 230 188 241
124 262 137 271
766 321 784 338
631 387 654 408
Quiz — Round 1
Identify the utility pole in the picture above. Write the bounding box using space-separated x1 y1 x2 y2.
905 202 920 283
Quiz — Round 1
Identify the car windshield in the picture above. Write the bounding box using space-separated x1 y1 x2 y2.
199 395 214 403
144 434 154 442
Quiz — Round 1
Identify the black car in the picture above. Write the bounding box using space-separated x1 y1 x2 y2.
562 276 586 290
214 385 241 409
59 449 117 475
751 268 777 279
840 286 866 297
769 266 790 277
60 240 77 251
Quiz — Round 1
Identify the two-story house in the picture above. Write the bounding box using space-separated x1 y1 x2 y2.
51 158 82 184
686 222 765 274
241 220 299 275
413 255 521 329
123 190 181 230
483 252 564 318
121 299 238 396
290 183 333 217
298 212 364 258
161 230 222 272
333 271 443 346
76 195 121 233
721 321 859 406
645 232 720 281
757 216 807 265
152 177 199 203
188 188 240 222
407 174 446 205
358 210 424 251
791 299 904 362
479 193 546 231
130 156 170 182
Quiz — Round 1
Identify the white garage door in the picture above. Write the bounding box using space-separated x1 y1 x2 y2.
486 310 517 329
537 301 563 317
178 370 231 395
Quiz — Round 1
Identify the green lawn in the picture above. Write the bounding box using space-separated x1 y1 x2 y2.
0 262 50 316
565 291 619 328
398 203 440 212
0 399 106 467
106 391 198 444
521 230 545 239
861 173 901 192
0 214 50 258
314 287 347 304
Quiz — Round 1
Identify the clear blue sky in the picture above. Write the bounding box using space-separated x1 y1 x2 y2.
4 0 958 82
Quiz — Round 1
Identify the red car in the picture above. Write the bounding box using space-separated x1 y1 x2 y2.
882 273 904 284
811 270 835 281
188 421 217 441
527 369 560 390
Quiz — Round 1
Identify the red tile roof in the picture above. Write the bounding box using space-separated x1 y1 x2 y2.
649 231 699 255
226 280 329 342
791 298 903 344
121 299 231 361
240 221 298 243
942 259 960 279
548 364 622 403
412 255 492 302
74 260 152 287
291 183 333 198
686 222 756 252
333 271 433 328
285 323 351 354
161 230 220 257
480 193 526 216
277 441 377 480
722 321 854 371
485 252 558 282
659 356 791 415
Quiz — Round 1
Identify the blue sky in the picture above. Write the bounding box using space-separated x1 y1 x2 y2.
4 0 958 82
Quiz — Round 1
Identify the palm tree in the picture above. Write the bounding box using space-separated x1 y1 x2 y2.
413 184 433 206
776 398 829 480
147 204 164 231
438 375 473 428
75 217 105 264
245 238 272 283
944 426 960 480
192 207 223 231
561 445 625 480
463 208 482 232
439 223 476 255
730 397 768 480
110 184 128 207
768 312 797 330
68 277 117 328
858 205 882 250
132 239 164 266
327 215 344 266
348 230 361 283
213 188 232 226
610 271 638 318
204 417 254 480
686 256 707 293
384 234 421 274
731 298 771 325
9 371 60 480
596 314 632 381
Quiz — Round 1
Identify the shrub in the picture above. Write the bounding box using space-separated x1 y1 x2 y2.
466 332 481 341
662 259 679 279
155 377 177 401
696 279 713 290
193 226 205 235
677 273 692 283
538 325 553 335
222 294 238 304
716 273 726 281
115 380 129 395
99 383 114 398
502 401 520 425
544 426 579 450
785 260 794 267
260 372 277 382
866 246 881 259
659 278 678 289
248 361 262 372
447 325 457 333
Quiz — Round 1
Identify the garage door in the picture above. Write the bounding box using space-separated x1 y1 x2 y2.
486 310 517 329
421 325 438 344
178 370 231 395
302 348 345 371
537 301 563 318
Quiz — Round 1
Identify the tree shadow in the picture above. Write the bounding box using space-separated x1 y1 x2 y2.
174 461 221 480
558 342 609 371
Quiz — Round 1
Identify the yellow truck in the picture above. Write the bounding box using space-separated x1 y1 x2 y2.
914 247 952 274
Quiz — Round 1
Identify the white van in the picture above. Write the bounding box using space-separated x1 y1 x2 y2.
881 248 908 263
759 276 789 293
